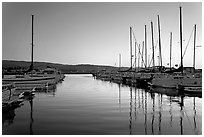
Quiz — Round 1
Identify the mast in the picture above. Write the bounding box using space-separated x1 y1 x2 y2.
193 24 196 69
169 32 172 71
151 21 155 68
119 53 121 71
179 6 183 74
135 42 137 72
158 15 162 67
141 41 144 67
130 27 133 69
170 32 172 71
138 44 140 68
30 15 34 71
145 25 147 68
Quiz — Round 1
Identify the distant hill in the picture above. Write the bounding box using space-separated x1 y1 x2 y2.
2 60 126 74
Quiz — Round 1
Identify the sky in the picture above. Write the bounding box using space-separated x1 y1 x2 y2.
2 2 202 68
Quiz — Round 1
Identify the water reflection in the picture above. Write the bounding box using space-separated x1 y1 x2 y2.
141 89 144 112
2 109 16 130
180 96 184 135
150 87 186 135
2 89 56 134
129 87 133 135
29 97 34 135
158 94 162 134
140 86 201 135
118 83 121 112
41 89 56 97
193 97 198 134
144 91 147 135
192 97 201 135
134 87 137 120
2 101 23 131
2 76 202 135
169 96 173 127
138 89 141 109
151 91 155 135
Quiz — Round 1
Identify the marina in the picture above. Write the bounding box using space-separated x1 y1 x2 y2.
2 2 202 135
93 6 202 95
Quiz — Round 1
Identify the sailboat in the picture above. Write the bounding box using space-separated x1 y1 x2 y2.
177 23 202 93
133 22 155 87
2 15 64 90
149 7 202 92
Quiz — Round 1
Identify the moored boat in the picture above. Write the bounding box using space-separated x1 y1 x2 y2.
149 73 202 89
2 15 65 88
148 7 202 93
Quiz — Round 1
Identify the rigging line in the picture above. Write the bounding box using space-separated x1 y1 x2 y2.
148 40 158 67
148 53 153 67
178 26 194 67
182 26 194 58
154 39 159 62
131 29 146 67
131 28 138 43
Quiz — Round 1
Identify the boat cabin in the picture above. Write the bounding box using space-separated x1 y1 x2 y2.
43 68 57 74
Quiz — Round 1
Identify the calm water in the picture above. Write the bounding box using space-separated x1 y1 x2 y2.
2 74 202 135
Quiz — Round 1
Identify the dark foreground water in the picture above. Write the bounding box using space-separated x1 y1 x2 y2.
2 74 202 135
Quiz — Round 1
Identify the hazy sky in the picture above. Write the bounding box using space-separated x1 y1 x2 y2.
2 2 202 68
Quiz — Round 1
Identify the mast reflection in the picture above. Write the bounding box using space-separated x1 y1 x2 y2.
144 91 147 135
169 96 173 127
134 87 136 120
193 97 198 134
158 94 162 135
118 83 121 112
129 87 133 135
29 97 34 135
138 89 141 109
141 89 144 112
150 92 155 135
180 96 184 135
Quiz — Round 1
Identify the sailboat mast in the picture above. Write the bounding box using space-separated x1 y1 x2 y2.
31 15 34 71
170 32 172 71
135 42 137 72
151 21 155 68
141 41 144 67
179 6 183 74
145 25 147 68
119 53 121 71
158 15 162 67
193 24 196 69
138 44 140 68
130 27 133 69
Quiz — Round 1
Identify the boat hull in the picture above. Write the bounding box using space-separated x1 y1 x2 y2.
149 74 202 89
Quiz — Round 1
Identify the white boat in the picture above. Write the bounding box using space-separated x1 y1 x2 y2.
2 15 65 89
2 69 64 91
150 73 202 89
